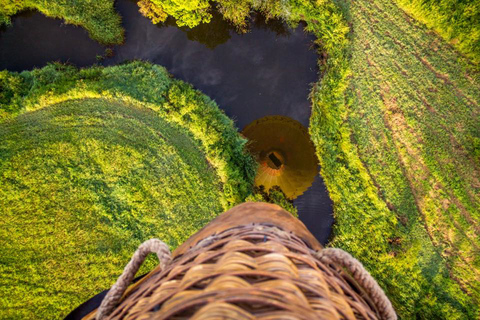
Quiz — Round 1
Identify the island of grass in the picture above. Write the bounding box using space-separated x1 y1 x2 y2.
0 62 256 318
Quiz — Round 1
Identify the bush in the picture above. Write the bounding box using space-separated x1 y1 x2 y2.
0 71 25 118
246 185 298 216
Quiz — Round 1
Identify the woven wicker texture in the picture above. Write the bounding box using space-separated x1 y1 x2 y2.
99 225 382 319
83 203 395 319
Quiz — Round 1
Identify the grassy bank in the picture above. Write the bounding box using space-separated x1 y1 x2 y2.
0 62 255 318
0 0 123 44
1 62 256 206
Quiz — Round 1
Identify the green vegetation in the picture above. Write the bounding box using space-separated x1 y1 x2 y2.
136 0 480 317
0 62 256 206
333 0 480 317
138 0 211 27
394 0 480 65
2 0 479 318
246 185 298 216
0 0 123 44
0 62 255 318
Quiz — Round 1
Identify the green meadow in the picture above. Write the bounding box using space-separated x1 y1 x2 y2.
326 0 480 317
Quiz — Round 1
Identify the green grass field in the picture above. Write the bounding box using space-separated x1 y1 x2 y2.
0 62 255 318
316 0 480 317
394 0 479 65
0 98 224 318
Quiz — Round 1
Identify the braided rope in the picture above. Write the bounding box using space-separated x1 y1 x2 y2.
96 239 171 320
315 248 397 320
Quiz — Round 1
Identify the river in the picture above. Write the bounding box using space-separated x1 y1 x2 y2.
0 0 333 244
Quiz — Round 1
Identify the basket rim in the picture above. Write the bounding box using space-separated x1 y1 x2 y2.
173 202 322 259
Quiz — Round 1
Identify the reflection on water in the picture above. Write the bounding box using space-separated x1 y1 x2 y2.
0 0 333 243
243 115 318 199
106 0 317 129
294 175 334 244
164 11 234 49
165 10 292 50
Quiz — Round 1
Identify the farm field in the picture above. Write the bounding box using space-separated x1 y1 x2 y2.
393 0 479 64
324 0 480 317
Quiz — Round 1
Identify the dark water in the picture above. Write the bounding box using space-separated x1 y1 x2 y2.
0 0 333 244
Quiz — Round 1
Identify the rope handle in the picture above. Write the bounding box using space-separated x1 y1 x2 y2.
315 248 397 320
95 239 395 319
96 239 171 320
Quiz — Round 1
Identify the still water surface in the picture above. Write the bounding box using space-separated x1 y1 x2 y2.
0 0 333 244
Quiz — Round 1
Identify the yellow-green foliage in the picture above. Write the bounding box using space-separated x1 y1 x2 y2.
394 0 480 65
245 185 298 216
138 0 212 27
0 62 255 319
0 0 123 44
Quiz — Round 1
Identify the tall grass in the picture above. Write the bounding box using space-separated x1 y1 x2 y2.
394 0 480 65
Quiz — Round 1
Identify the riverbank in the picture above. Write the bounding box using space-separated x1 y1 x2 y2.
0 0 123 44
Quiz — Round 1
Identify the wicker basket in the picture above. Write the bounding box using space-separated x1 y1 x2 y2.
84 202 395 320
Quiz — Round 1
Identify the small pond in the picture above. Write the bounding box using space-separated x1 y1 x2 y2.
0 0 333 244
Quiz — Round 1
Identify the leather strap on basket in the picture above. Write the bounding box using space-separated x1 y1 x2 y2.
96 239 171 320
315 248 397 320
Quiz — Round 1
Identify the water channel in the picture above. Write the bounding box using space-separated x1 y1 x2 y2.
0 0 333 244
